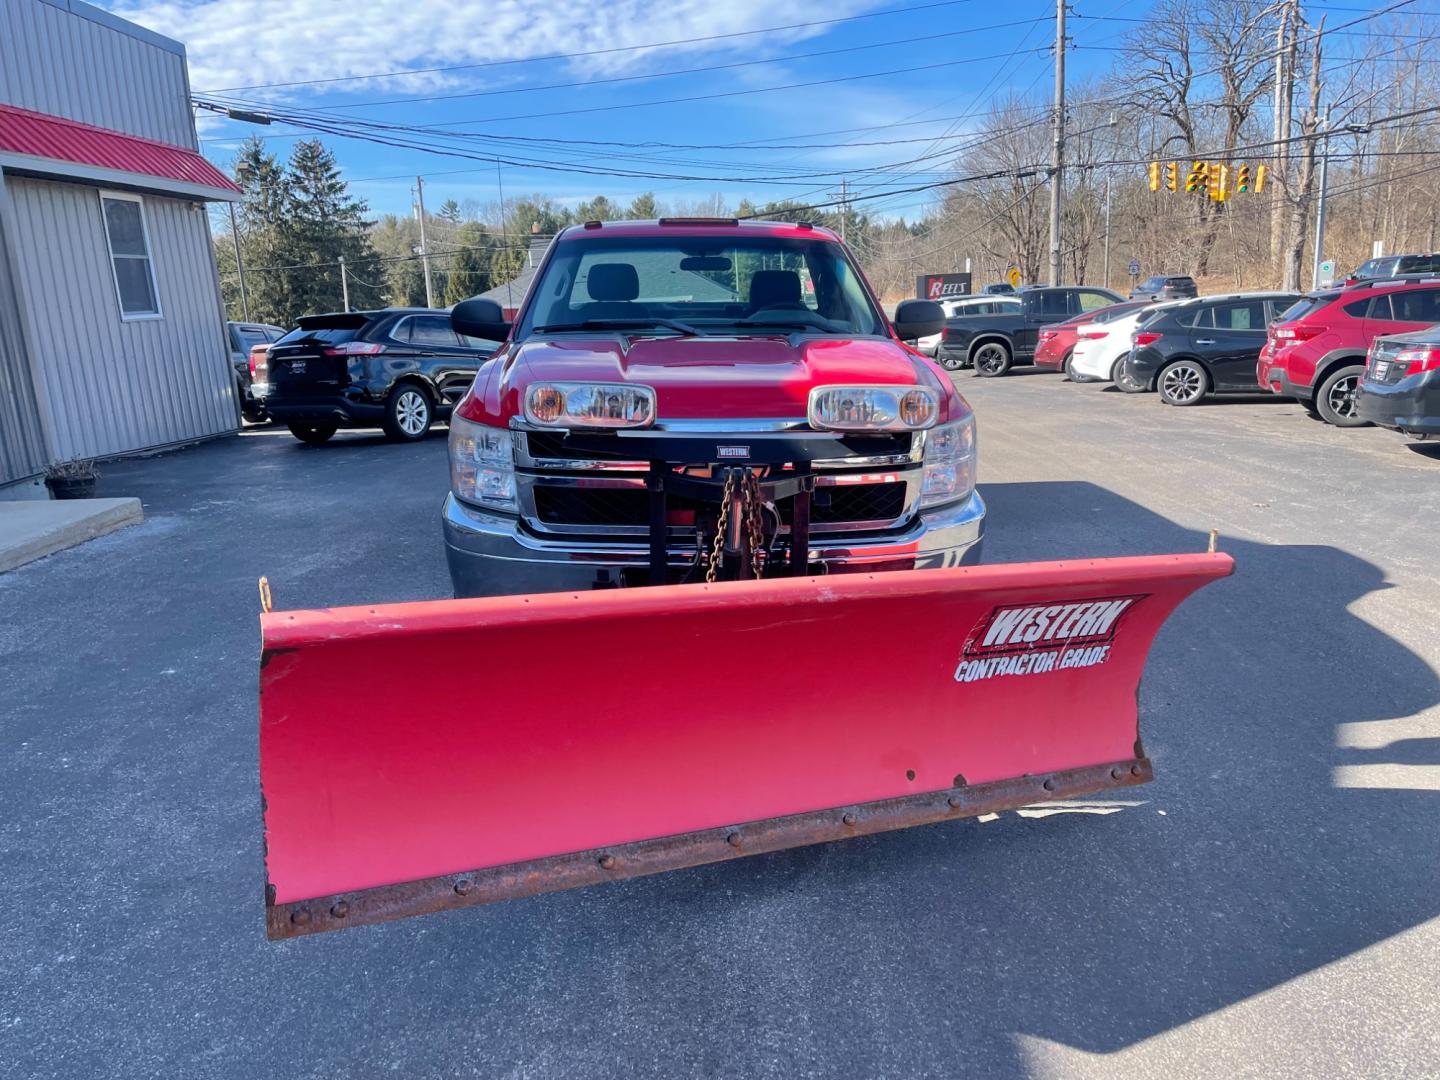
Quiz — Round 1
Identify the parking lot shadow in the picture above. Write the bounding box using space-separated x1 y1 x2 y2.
365 479 1440 1076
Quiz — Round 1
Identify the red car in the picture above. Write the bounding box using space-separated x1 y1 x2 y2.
1034 301 1151 381
1259 275 1440 426
441 218 985 598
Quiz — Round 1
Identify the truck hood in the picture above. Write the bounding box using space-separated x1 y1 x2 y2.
482 334 950 422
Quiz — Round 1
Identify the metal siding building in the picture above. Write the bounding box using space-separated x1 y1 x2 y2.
0 0 238 489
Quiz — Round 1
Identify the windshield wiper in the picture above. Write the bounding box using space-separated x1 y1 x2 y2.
534 318 704 337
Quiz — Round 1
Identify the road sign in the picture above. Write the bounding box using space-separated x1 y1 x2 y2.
1319 259 1336 281
1128 259 1141 277
1007 267 1021 288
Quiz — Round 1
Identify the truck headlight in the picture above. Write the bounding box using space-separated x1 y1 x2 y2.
449 414 516 511
525 383 656 428
919 415 976 509
808 385 939 431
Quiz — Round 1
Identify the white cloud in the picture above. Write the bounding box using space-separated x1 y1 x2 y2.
102 0 882 100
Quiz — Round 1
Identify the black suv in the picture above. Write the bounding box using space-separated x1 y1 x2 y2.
264 309 501 444
1121 292 1302 405
938 285 1123 375
1129 275 1198 302
1345 253 1440 285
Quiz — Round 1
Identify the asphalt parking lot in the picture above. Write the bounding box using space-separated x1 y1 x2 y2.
2 373 1437 1079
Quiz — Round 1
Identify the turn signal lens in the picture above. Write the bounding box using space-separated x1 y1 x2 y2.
449 414 516 511
919 415 976 508
1132 331 1163 346
808 385 939 431
523 383 656 428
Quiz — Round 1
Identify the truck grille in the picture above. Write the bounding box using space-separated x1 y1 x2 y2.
532 482 907 529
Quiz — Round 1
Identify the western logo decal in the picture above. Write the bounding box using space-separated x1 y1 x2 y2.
954 596 1143 683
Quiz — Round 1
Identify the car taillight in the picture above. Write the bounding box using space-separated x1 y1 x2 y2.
250 348 268 383
1078 328 1108 340
1132 331 1162 346
321 342 386 356
1273 324 1323 345
1038 329 1058 341
1395 347 1440 375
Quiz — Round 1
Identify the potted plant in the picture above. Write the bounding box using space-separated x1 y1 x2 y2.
44 459 99 500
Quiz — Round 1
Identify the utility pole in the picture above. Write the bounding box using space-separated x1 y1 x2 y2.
838 178 849 243
1102 173 1112 289
414 176 435 309
495 157 514 310
339 256 350 312
1311 112 1331 289
1048 0 1066 286
226 200 250 322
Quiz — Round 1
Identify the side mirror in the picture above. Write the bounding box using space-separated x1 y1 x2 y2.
892 299 945 342
452 297 511 342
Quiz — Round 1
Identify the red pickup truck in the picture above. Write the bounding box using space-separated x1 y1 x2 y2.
441 219 985 597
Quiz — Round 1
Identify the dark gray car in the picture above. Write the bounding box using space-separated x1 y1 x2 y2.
1128 275 1198 302
1356 325 1440 437
227 321 285 421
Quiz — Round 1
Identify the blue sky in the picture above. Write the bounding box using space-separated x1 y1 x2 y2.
96 0 1115 220
97 0 1391 222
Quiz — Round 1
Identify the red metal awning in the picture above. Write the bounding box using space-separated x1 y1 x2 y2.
0 104 239 200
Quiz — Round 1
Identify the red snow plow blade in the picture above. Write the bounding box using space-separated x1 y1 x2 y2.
260 552 1231 938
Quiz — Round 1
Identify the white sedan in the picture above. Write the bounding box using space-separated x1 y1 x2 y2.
916 296 1021 356
1069 300 1188 385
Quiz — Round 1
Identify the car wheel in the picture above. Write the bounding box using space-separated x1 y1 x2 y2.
1315 365 1369 427
1112 357 1148 393
971 342 1012 377
1157 360 1209 405
287 422 337 445
937 351 965 372
383 385 433 441
1064 354 1096 383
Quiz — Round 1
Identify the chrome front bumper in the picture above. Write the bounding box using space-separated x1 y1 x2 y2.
442 489 986 598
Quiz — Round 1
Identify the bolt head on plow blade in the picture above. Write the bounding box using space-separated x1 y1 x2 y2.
260 553 1231 938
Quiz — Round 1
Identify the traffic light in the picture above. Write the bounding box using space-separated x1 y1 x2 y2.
1148 161 1161 191
1236 163 1251 193
1210 163 1230 201
1254 164 1267 193
1166 162 1179 192
1185 161 1209 195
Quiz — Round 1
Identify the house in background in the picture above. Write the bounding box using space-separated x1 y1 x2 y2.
0 0 239 495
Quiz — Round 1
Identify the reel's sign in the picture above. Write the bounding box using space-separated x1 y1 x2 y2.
917 273 973 300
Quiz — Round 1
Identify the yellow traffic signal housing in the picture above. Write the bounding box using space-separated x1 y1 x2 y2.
1166 162 1179 191
1185 161 1205 193
1210 163 1230 201
1254 164 1267 193
1148 161 1161 191
1236 163 1251 193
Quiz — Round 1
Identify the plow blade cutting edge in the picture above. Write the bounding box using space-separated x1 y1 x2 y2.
260 552 1232 938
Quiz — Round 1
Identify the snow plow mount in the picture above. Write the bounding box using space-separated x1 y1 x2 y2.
560 428 862 583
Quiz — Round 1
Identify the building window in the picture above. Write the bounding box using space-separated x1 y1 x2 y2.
99 192 161 319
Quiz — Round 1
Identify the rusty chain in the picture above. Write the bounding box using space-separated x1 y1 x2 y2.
702 469 768 583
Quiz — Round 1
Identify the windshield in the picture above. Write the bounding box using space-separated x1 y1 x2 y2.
520 234 887 337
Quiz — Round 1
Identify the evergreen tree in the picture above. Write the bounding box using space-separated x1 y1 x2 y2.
626 192 659 220
438 198 462 225
444 222 497 305
223 136 295 324
285 139 383 316
576 195 620 222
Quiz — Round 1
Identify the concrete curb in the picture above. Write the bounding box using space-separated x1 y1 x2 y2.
0 497 145 573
